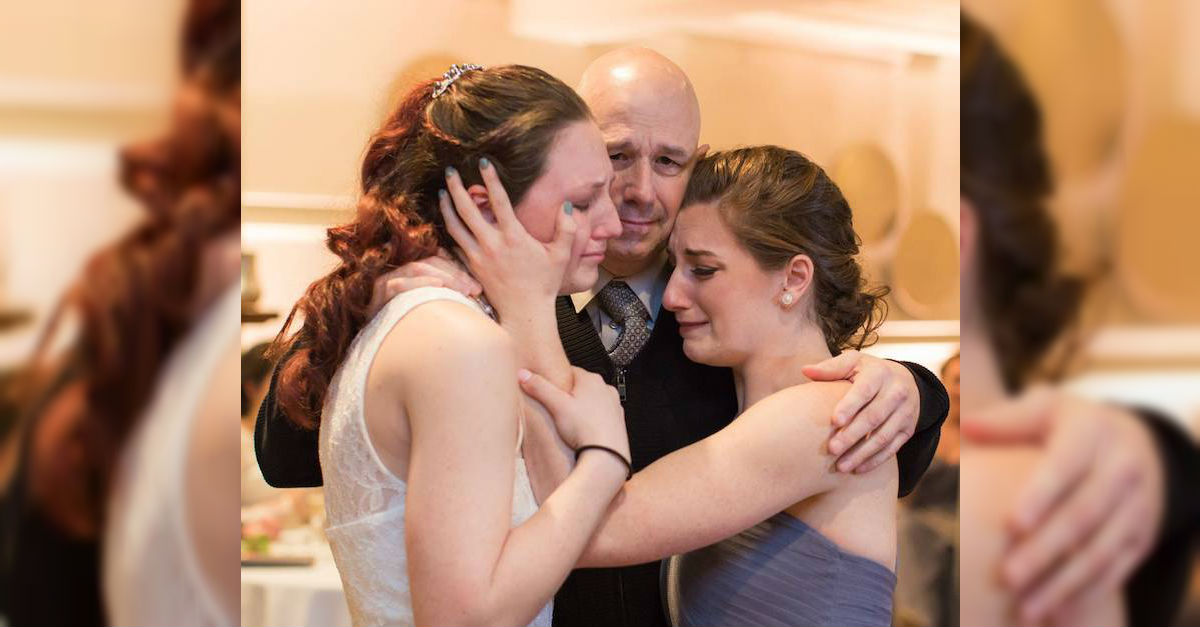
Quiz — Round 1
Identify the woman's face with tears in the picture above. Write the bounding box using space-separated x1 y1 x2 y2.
663 201 787 368
511 120 622 293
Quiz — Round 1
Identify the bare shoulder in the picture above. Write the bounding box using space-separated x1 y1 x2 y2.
960 444 1126 625
731 381 854 478
374 298 516 384
960 444 1041 527
748 380 854 430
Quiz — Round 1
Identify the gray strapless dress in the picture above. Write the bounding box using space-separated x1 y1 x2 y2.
662 512 896 627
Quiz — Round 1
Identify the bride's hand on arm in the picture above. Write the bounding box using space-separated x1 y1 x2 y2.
518 367 630 458
401 304 625 626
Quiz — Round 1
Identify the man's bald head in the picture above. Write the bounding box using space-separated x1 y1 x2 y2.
576 47 707 276
577 47 701 146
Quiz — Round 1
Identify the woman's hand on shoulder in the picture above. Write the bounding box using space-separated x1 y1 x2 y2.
364 249 482 320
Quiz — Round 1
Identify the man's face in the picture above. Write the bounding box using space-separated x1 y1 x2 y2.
588 87 702 273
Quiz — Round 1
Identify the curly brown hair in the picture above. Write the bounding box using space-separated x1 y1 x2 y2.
13 0 239 536
681 145 888 355
269 65 591 429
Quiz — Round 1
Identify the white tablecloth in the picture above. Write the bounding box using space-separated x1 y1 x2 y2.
241 549 351 627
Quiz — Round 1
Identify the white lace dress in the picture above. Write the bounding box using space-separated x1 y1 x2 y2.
320 287 552 627
103 284 239 626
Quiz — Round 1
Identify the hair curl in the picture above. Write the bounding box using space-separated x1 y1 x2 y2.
16 0 240 534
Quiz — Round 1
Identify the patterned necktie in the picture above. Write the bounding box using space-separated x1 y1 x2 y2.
596 280 651 366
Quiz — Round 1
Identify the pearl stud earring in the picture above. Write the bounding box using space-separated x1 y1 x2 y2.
781 292 794 306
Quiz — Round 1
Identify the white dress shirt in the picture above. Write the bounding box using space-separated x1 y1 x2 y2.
570 251 672 352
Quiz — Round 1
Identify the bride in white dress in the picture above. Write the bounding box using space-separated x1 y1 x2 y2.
269 65 630 627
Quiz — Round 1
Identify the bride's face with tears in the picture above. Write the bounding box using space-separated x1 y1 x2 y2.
507 120 621 292
664 201 801 367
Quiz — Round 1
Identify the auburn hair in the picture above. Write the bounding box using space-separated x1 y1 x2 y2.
269 65 590 428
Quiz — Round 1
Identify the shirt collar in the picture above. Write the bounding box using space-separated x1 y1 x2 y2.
570 250 670 316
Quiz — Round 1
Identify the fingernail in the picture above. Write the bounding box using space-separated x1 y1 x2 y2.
445 166 457 178
517 369 532 383
563 201 573 215
438 189 447 200
829 439 843 455
479 157 490 169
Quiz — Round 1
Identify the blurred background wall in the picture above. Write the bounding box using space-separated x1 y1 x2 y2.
0 0 185 366
240 0 961 374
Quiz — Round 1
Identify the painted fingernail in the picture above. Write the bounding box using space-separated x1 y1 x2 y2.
479 157 490 169
445 166 457 178
438 189 447 200
563 201 573 215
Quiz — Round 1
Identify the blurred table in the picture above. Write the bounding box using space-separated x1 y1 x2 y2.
240 544 350 627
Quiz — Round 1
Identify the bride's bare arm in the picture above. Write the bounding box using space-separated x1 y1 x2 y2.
501 305 577 503
391 301 626 627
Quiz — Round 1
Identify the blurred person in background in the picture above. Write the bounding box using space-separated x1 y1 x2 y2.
239 344 316 556
959 13 1200 627
912 351 959 508
894 351 960 627
0 0 240 625
241 342 278 507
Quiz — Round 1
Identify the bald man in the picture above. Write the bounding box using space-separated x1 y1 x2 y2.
254 50 949 627
547 46 947 627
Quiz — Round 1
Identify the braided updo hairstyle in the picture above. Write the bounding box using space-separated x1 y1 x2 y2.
681 145 888 355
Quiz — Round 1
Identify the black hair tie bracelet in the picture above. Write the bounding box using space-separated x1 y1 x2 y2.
575 445 632 480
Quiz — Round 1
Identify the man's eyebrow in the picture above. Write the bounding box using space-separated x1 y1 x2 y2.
606 139 635 153
605 140 693 161
659 144 690 160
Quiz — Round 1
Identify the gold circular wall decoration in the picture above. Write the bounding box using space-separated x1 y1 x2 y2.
831 144 900 247
890 211 959 319
1010 0 1127 182
1116 118 1200 321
